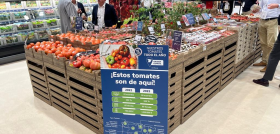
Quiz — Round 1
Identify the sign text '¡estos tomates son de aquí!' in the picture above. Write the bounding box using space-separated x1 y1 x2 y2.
111 72 160 86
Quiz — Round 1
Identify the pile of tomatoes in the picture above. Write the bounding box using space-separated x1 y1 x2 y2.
169 53 178 60
106 45 137 69
70 54 101 72
26 41 86 60
55 33 104 45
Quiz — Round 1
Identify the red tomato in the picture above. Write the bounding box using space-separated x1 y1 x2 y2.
90 61 100 70
55 51 61 56
83 59 91 68
118 55 122 60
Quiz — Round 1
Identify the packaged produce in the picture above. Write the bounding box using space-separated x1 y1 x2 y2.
0 13 11 21
79 0 88 4
46 19 57 26
0 25 14 33
32 20 45 28
49 28 61 35
44 9 56 16
26 1 38 8
19 31 36 41
36 29 48 39
10 1 23 9
89 0 97 3
0 2 7 10
39 0 52 7
3 34 19 44
13 11 28 20
53 0 59 6
15 22 30 31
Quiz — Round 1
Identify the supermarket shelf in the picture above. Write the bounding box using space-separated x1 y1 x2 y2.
0 38 48 64
0 53 25 65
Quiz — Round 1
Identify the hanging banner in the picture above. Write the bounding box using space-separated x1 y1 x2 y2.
100 45 169 134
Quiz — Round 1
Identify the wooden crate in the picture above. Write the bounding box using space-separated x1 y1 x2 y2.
204 78 220 104
32 49 43 61
168 111 181 134
181 95 203 124
26 56 51 105
95 82 102 101
24 45 33 58
169 63 183 92
234 59 245 78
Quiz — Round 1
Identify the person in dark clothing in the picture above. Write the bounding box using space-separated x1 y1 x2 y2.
72 0 87 20
242 0 257 15
221 0 234 15
253 3 280 87
92 0 118 27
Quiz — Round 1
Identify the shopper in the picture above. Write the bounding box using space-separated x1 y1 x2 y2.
252 0 279 72
253 3 280 87
72 0 87 20
58 0 78 33
221 0 235 15
242 0 257 15
92 0 118 27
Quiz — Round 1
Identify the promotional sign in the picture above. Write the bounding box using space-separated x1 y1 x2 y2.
75 17 83 30
137 21 143 31
101 45 169 134
201 13 210 20
213 18 217 23
172 31 183 51
186 13 195 25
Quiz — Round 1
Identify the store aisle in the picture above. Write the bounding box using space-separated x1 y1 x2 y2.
1 59 280 134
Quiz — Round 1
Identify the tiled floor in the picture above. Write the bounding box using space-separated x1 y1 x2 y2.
1 59 280 134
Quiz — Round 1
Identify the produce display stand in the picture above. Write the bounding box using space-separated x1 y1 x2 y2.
24 25 261 133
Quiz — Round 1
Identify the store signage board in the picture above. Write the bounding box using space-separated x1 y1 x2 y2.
134 34 142 44
100 45 169 134
172 31 183 51
137 21 143 31
186 13 195 25
75 17 83 30
202 13 210 20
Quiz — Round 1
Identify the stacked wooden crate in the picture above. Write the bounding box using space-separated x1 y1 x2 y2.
220 34 238 90
204 40 224 103
181 47 205 123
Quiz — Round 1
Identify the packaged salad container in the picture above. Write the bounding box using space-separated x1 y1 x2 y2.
0 25 14 34
0 13 11 21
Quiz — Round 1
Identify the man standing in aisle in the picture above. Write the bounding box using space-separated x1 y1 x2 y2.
253 3 280 87
58 0 78 33
92 0 118 28
72 0 87 20
252 0 279 72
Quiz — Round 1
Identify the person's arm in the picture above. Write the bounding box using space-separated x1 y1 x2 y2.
267 3 280 9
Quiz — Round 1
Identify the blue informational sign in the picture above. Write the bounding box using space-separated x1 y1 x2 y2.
186 13 195 25
75 17 83 30
172 31 183 51
137 21 143 31
100 45 169 134
202 13 210 20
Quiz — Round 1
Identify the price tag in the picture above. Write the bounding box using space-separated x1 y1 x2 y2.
203 46 206 51
148 26 155 34
213 18 217 23
225 4 229 10
161 24 165 31
134 35 142 43
196 16 199 22
177 21 182 28
94 25 99 31
208 14 212 18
